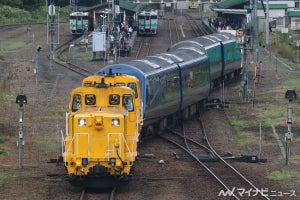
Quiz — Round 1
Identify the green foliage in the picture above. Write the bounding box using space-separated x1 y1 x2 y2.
78 0 101 7
285 79 300 89
268 170 300 181
271 32 300 63
0 41 27 51
0 5 32 24
228 119 245 127
0 172 22 188
0 149 8 155
0 0 23 8
0 5 72 24
233 131 257 147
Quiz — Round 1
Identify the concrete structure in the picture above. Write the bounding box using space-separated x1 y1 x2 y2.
213 0 300 31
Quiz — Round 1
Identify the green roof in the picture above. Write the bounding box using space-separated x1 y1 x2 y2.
217 0 249 9
84 1 141 13
244 3 288 9
120 1 141 13
288 11 300 17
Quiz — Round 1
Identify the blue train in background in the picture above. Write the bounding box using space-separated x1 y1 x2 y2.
99 32 241 136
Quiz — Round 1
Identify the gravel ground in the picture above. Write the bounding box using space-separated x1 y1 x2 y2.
0 11 300 200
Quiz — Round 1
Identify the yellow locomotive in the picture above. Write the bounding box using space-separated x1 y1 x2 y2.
62 70 142 188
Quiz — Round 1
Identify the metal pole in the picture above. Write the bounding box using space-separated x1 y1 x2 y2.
50 14 55 69
259 123 262 159
35 53 38 86
284 90 296 165
240 43 248 101
18 106 24 169
266 0 269 45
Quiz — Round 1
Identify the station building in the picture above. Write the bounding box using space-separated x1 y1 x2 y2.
212 0 300 32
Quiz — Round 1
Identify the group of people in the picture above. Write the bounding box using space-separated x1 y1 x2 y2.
208 18 240 31
96 21 133 40
96 21 134 55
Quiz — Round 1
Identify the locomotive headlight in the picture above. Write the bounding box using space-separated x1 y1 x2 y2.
78 118 86 127
111 118 120 126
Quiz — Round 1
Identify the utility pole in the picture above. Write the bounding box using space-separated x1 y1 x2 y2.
35 45 42 86
113 0 120 63
238 1 257 102
16 95 27 169
266 0 270 45
46 0 59 69
237 29 248 101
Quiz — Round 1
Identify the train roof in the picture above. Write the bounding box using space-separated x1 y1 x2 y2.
170 32 236 51
70 12 89 16
138 9 158 16
120 49 206 74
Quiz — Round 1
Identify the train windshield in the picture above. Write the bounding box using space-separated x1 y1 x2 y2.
72 94 81 112
123 95 134 112
127 83 138 98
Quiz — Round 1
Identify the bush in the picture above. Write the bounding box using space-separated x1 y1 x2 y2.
0 5 71 24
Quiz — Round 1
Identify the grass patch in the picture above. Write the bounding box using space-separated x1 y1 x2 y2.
34 134 61 153
233 131 258 147
0 149 8 155
229 119 246 127
285 79 300 89
72 48 95 61
268 170 300 181
0 172 22 188
1 41 27 51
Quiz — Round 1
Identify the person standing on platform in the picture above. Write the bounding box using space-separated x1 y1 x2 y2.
128 26 133 39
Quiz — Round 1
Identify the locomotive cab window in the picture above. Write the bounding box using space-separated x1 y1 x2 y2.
123 95 134 112
127 83 138 98
85 94 96 105
109 94 120 105
72 94 81 112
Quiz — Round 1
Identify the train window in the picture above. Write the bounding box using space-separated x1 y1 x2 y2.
123 95 133 112
72 94 81 112
85 94 96 105
109 94 120 105
127 83 138 98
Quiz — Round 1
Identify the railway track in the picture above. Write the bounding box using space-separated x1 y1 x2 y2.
54 35 94 77
134 37 152 59
80 187 116 200
168 18 180 46
185 14 211 36
159 116 270 200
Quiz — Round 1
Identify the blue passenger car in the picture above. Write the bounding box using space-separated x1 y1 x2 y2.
99 32 241 132
99 50 210 126
170 32 241 87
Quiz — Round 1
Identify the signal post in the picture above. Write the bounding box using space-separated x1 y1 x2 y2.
16 95 27 169
284 90 296 165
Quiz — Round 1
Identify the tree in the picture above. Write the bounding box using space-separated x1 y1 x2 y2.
0 0 23 8
22 0 43 9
